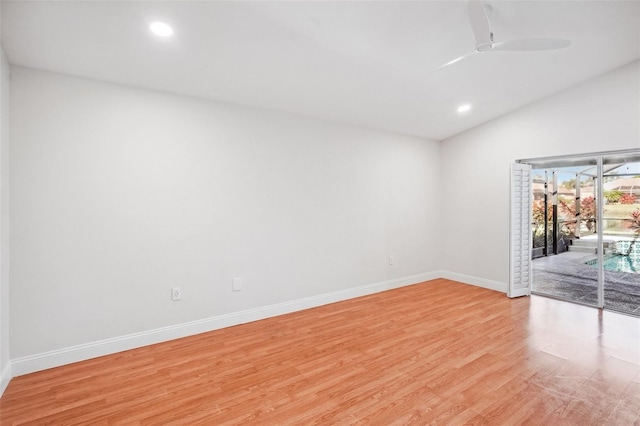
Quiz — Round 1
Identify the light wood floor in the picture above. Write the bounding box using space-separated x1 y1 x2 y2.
1 279 639 425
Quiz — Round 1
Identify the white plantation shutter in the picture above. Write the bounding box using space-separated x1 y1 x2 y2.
509 163 532 298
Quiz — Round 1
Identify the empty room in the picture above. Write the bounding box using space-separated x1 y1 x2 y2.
0 0 639 424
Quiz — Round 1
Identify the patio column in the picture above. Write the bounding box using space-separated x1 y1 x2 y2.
552 171 558 255
543 171 549 256
575 173 581 239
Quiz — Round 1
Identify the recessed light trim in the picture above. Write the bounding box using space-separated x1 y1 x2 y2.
457 104 472 113
150 22 173 37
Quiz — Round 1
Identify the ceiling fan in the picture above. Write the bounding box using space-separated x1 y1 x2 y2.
435 1 571 71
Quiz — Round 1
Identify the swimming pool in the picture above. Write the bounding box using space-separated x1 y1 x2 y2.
585 254 640 274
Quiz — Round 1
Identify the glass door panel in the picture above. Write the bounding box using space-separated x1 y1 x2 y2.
602 157 640 315
531 160 600 307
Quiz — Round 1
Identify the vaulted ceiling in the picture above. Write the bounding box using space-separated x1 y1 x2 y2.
2 1 639 140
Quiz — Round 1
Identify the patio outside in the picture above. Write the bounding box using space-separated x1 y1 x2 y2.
530 160 640 316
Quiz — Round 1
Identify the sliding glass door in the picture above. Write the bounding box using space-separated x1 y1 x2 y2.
515 149 640 316
601 155 640 315
530 158 600 307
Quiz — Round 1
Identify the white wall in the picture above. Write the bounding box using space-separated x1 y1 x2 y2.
7 58 639 379
10 67 441 363
440 60 640 288
0 47 10 392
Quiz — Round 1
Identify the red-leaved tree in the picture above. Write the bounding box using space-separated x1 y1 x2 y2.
559 196 597 232
625 209 640 255
620 193 637 205
532 200 552 227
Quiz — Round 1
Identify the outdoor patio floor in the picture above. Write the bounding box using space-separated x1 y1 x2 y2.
532 251 640 315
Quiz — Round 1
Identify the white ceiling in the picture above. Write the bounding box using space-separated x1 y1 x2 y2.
2 1 639 140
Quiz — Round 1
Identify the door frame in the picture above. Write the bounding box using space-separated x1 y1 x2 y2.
513 148 640 307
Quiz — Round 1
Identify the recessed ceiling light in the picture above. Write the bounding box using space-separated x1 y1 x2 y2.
457 104 472 113
149 22 173 37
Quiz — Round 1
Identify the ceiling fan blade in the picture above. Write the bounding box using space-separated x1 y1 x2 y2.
468 1 492 47
432 51 477 72
493 38 571 51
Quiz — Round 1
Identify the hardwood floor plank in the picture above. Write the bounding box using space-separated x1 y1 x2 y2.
1 278 639 425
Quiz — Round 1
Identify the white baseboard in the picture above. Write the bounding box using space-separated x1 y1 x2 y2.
11 271 442 378
8 270 504 381
437 270 508 293
0 361 11 396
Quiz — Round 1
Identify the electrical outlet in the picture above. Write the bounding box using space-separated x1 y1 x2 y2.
172 286 182 301
389 256 395 265
232 277 242 292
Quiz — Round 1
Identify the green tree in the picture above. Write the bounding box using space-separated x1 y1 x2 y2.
561 178 577 189
604 190 623 204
